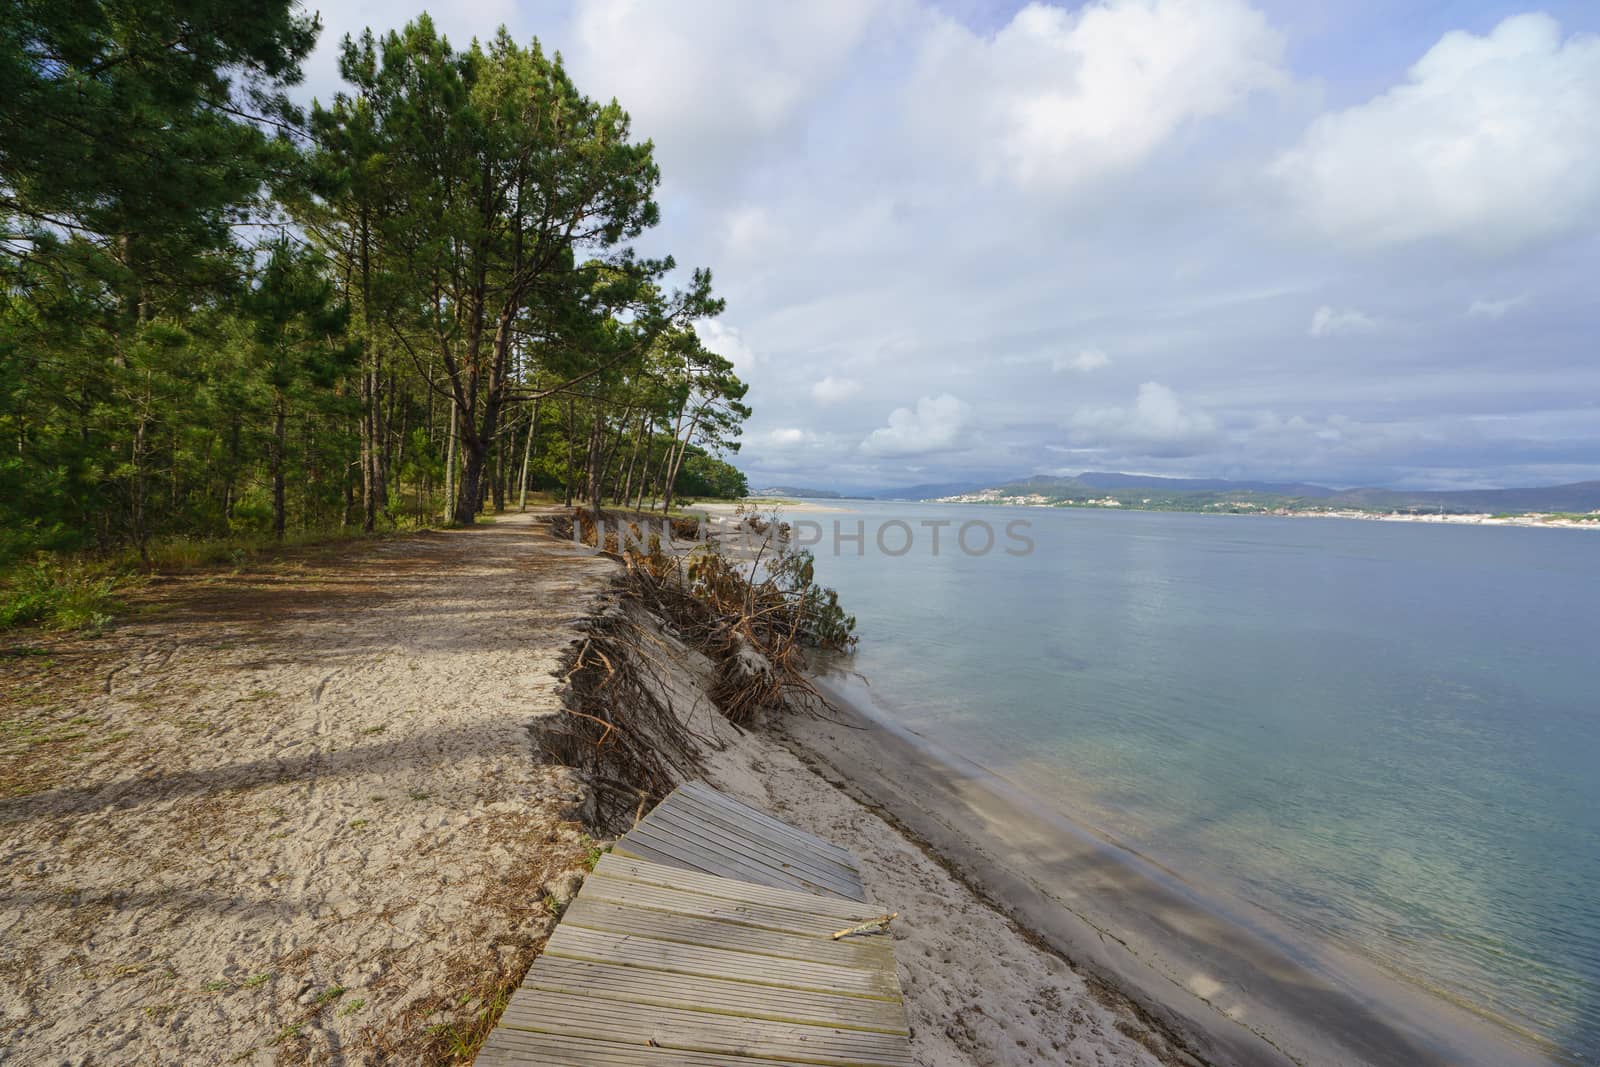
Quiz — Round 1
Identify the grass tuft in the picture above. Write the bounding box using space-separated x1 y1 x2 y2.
0 559 121 632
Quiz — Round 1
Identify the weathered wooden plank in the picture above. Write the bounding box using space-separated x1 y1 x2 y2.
593 853 876 922
675 783 857 865
620 842 853 902
562 899 892 969
666 786 858 870
475 1029 827 1067
477 783 909 1066
582 872 862 939
499 988 917 1067
523 958 908 1034
544 927 901 999
610 833 811 895
617 784 868 901
612 831 840 900
639 802 864 889
649 788 862 878
619 823 863 900
640 802 866 891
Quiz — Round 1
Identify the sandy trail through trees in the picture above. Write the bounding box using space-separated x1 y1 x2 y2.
0 514 609 1064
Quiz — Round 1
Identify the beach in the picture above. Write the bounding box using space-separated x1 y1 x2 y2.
0 514 1181 1065
0 510 1576 1065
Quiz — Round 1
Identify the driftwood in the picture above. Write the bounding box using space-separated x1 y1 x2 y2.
831 913 899 940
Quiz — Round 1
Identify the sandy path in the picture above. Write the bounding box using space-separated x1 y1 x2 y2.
0 514 612 1064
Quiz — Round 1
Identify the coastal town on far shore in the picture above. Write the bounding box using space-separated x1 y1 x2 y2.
931 488 1600 528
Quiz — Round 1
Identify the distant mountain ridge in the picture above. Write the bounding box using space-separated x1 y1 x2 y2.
752 472 1600 514
1326 482 1600 513
971 473 1600 514
1002 472 1340 497
867 480 995 501
754 486 845 499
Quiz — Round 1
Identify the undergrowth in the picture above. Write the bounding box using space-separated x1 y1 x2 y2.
0 524 420 633
0 559 121 631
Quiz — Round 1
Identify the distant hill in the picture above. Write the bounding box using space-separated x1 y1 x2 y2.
930 472 1600 515
754 486 844 499
753 472 1600 514
1073 472 1339 497
868 480 996 501
990 473 1339 497
1328 482 1600 514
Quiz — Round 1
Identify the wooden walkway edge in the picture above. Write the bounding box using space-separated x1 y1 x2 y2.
476 783 910 1067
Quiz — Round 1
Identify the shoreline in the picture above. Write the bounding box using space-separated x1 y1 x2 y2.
921 500 1600 530
782 669 1560 1067
622 595 1190 1065
749 495 1600 531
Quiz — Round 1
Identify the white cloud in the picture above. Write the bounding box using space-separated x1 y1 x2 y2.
692 319 756 374
1053 347 1111 373
1467 294 1530 320
911 0 1284 192
1309 305 1378 338
568 0 889 184
721 205 783 257
811 376 863 404
764 427 816 448
1070 382 1218 453
1273 14 1600 250
860 394 972 456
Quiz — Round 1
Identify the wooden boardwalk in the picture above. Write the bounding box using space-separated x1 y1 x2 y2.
613 780 868 902
476 783 910 1067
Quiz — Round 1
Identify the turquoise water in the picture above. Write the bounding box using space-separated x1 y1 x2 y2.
798 502 1600 1064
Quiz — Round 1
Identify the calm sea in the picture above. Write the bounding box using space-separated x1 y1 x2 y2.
797 501 1599 1064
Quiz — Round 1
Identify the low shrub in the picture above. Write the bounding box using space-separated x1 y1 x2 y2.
0 559 121 632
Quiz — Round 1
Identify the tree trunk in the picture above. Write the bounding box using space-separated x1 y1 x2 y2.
271 396 287 541
443 399 458 523
518 398 538 511
223 414 242 522
562 401 577 507
130 408 149 561
661 407 705 515
358 207 383 532
597 410 629 505
367 360 387 528
585 411 606 513
491 421 507 512
619 411 646 509
455 438 487 525
636 424 660 512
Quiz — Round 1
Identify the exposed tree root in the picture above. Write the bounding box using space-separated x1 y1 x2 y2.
541 507 857 831
544 602 713 833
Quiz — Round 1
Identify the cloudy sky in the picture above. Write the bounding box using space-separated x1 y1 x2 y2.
297 0 1600 491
